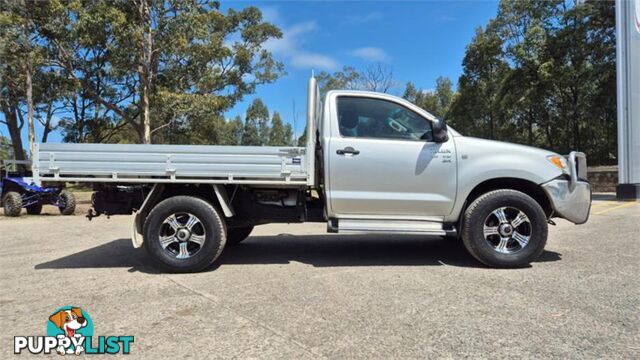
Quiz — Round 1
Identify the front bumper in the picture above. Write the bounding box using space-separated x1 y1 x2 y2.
541 151 592 224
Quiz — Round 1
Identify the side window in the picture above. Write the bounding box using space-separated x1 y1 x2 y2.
337 97 433 141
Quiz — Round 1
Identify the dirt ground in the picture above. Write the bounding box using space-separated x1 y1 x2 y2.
1 193 639 358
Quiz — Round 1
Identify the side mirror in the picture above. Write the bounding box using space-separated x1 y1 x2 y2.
432 119 449 143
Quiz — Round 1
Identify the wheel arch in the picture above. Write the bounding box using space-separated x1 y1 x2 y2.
457 177 553 223
132 184 233 248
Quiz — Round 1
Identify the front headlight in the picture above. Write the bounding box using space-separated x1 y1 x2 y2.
547 155 569 174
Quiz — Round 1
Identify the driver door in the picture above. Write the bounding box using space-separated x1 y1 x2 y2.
327 96 457 218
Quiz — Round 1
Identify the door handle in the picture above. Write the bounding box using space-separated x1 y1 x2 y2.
336 147 360 155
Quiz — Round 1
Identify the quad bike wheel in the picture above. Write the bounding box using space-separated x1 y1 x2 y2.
58 190 76 215
3 191 22 217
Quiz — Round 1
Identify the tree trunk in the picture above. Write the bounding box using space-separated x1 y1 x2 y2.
41 103 54 143
1 105 26 162
26 56 35 158
528 109 534 145
137 0 152 144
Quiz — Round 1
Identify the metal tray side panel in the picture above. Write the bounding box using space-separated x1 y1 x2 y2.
36 143 308 184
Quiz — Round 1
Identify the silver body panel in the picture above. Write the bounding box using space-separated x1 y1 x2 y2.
541 151 591 224
323 91 457 219
336 219 447 235
445 136 564 223
34 143 308 186
542 179 591 225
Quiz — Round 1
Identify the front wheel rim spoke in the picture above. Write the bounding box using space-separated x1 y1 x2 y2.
159 235 177 249
483 225 499 238
185 214 200 231
511 211 529 228
512 231 530 247
176 242 190 259
494 208 508 223
164 215 181 231
496 237 510 253
190 234 205 246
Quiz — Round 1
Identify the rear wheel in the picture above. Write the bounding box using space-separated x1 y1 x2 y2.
58 190 76 215
462 189 547 268
3 191 22 217
144 196 226 273
226 226 254 245
26 203 43 215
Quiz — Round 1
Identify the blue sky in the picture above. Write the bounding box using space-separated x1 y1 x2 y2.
224 0 499 139
9 0 499 144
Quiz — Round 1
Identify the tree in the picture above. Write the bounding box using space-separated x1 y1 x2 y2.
403 76 454 118
241 117 260 146
316 66 361 95
1 0 71 163
297 126 307 147
361 62 396 93
284 123 294 146
245 98 270 145
224 116 244 145
448 23 509 139
37 1 284 144
0 1 30 161
0 136 13 161
316 63 396 95
447 0 616 165
268 111 286 146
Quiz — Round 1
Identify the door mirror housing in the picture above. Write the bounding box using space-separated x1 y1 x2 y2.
432 119 449 143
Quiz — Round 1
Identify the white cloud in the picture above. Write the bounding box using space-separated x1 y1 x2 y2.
347 11 382 24
349 47 390 62
291 53 339 71
264 20 338 71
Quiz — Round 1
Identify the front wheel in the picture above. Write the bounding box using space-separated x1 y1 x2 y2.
143 196 227 273
3 191 22 217
58 190 76 215
462 189 548 268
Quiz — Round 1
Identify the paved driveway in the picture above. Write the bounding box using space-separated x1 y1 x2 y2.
1 194 638 358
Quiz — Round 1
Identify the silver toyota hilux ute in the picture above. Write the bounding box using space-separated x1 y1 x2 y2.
30 76 592 272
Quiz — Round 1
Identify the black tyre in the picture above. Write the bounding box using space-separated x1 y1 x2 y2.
58 190 76 215
26 203 43 215
226 226 254 245
143 196 227 273
3 191 22 217
462 189 548 268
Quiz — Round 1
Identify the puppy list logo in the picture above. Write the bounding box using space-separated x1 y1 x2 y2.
14 306 134 355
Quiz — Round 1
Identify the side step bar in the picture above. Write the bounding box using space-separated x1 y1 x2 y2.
328 218 456 236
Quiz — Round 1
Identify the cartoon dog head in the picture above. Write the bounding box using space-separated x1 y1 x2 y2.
49 308 87 337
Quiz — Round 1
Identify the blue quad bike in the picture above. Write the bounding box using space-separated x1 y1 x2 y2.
0 161 76 217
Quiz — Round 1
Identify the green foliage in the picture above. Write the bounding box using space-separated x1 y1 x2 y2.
224 116 244 145
316 63 396 95
0 136 13 161
447 0 616 165
402 77 454 119
1 0 617 167
297 126 307 147
244 98 269 145
1 1 284 145
240 118 260 146
284 123 294 146
317 66 361 95
268 111 286 146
